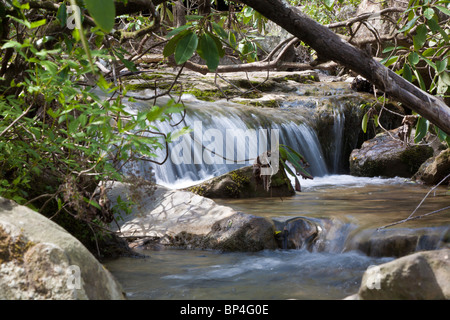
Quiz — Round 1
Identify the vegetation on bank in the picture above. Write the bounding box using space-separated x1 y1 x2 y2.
0 0 449 255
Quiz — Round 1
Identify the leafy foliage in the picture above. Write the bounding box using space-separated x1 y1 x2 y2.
279 145 313 192
381 0 450 145
0 0 182 250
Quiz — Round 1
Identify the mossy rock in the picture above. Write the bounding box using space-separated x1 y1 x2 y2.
414 148 450 185
350 127 434 178
185 163 295 199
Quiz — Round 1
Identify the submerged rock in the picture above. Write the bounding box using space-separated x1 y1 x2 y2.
349 127 433 178
347 227 450 258
107 183 278 251
272 216 320 250
347 248 450 300
207 212 278 252
0 197 125 300
185 164 295 199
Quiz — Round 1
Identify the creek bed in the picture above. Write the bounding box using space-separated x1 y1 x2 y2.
104 175 450 300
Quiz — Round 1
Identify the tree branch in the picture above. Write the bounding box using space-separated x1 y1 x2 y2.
237 0 450 136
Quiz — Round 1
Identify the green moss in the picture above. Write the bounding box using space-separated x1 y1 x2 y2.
230 170 251 186
231 79 277 91
241 91 263 99
400 146 434 174
281 73 319 83
124 82 156 91
247 100 279 108
186 89 220 102
0 225 35 264
188 186 206 196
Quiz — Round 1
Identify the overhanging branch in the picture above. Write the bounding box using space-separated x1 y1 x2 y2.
238 0 450 136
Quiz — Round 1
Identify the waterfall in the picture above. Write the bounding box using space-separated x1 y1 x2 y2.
122 86 360 188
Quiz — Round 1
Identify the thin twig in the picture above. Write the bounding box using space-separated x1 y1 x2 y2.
377 206 450 230
408 173 450 219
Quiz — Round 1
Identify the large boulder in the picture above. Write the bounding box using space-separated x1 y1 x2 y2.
0 197 125 300
107 183 278 251
414 148 450 185
353 0 407 49
185 164 295 199
346 249 450 300
350 127 433 178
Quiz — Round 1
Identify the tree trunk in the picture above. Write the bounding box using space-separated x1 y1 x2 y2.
173 0 186 28
237 0 450 135
117 0 450 135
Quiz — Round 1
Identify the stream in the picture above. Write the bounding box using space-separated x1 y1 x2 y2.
105 80 449 300
104 175 450 300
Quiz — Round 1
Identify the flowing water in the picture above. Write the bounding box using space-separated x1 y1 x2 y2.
105 83 450 300
105 175 449 300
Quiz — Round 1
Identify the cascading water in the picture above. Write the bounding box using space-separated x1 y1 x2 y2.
106 83 450 300
123 99 320 188
122 91 350 188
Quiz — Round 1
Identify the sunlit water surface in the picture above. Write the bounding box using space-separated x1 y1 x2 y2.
104 175 450 300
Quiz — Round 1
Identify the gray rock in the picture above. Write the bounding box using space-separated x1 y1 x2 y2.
107 183 278 251
208 212 278 252
414 148 450 185
350 127 433 178
0 197 125 300
352 249 450 300
347 227 450 258
185 164 295 199
272 216 320 250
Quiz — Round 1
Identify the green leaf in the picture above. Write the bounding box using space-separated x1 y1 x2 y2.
412 67 427 90
84 197 102 210
427 17 448 42
279 145 313 180
403 63 413 82
280 159 301 189
57 2 67 27
85 0 116 33
169 126 192 141
163 29 190 57
422 47 435 57
413 24 428 51
441 71 450 85
174 31 198 65
362 112 369 133
323 0 335 11
166 24 190 38
414 117 429 143
423 7 435 20
207 32 225 58
146 106 166 122
399 16 419 33
212 22 228 40
7 15 31 29
435 5 450 16
229 32 237 49
408 52 420 65
437 74 449 94
30 19 46 29
436 59 448 74
1 40 23 49
381 55 399 67
186 15 204 21
114 50 138 72
197 33 220 71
